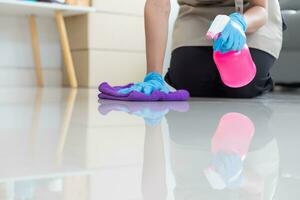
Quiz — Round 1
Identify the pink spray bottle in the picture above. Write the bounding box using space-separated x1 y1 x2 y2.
206 14 257 88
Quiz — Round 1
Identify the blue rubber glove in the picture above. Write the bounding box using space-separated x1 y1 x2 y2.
213 13 247 53
118 72 170 95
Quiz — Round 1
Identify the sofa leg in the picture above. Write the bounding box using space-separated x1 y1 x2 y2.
29 15 44 87
55 11 78 88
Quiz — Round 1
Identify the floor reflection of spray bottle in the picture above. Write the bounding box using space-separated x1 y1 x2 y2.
204 112 255 190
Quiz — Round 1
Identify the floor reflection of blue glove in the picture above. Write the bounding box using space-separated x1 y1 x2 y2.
111 106 168 126
133 108 169 126
213 13 247 53
118 72 170 95
212 151 244 189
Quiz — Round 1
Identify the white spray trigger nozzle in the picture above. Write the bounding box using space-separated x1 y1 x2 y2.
207 15 231 40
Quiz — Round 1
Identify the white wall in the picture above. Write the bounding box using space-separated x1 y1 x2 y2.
0 0 179 87
0 15 62 87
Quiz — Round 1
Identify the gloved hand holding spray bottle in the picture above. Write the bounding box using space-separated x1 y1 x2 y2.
207 0 257 88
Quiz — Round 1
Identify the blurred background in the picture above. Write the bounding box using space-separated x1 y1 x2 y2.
0 0 298 88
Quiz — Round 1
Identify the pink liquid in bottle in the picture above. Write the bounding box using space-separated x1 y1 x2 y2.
213 46 257 88
207 15 257 88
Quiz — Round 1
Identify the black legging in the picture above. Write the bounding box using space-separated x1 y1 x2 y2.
165 47 275 98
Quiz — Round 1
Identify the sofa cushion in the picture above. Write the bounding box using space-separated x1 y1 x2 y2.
280 0 300 10
281 10 300 50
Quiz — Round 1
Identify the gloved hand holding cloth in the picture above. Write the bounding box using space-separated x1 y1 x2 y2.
118 72 170 95
98 72 190 101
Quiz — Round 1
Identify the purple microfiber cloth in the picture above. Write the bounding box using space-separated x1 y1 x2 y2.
98 82 190 101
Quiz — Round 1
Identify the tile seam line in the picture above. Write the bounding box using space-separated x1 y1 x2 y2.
71 48 146 53
94 10 143 18
0 66 62 70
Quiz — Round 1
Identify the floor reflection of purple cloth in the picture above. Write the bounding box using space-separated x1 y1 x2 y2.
98 99 190 115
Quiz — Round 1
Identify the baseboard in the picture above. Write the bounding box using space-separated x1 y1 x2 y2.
0 67 62 87
275 82 300 88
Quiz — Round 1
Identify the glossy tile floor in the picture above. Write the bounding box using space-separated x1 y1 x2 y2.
0 87 300 200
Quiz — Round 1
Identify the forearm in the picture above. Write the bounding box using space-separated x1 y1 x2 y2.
244 0 268 33
144 0 170 74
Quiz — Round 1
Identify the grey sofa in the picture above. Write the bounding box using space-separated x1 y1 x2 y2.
271 0 300 85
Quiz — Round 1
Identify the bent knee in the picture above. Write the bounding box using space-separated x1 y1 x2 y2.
165 71 273 98
222 84 267 98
